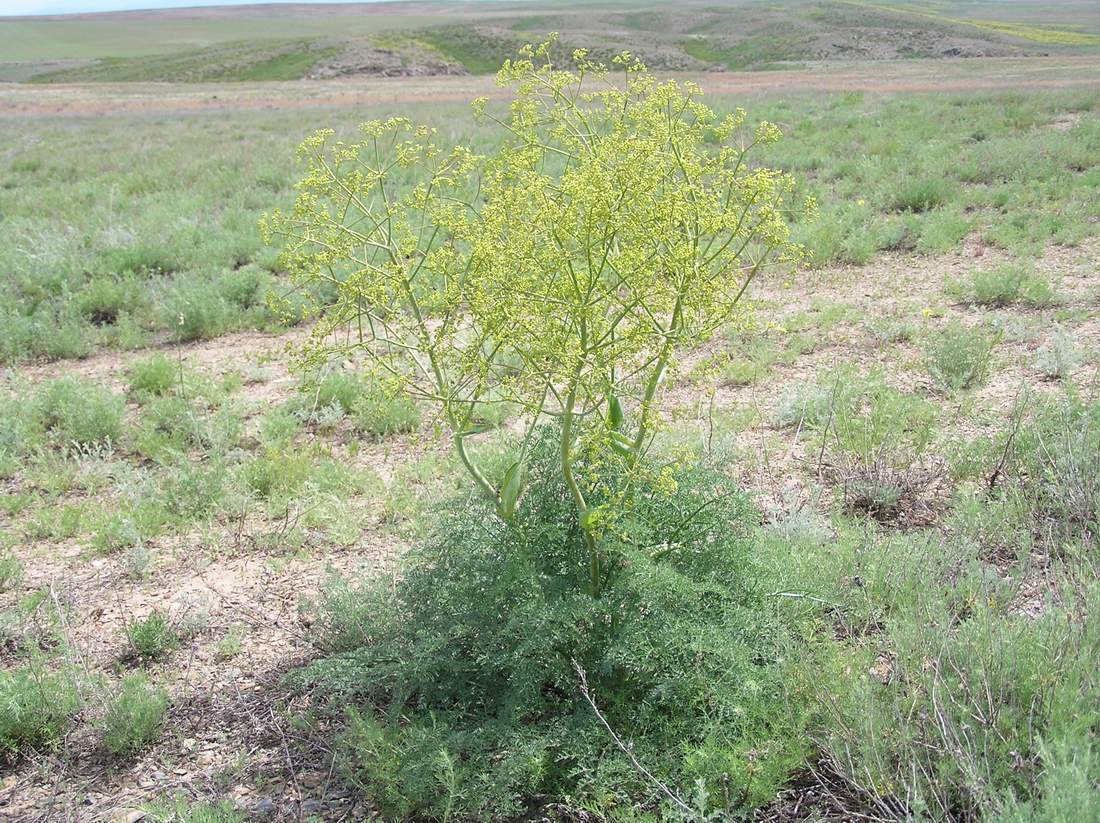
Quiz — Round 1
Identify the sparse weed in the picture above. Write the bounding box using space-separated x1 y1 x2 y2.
215 627 243 660
0 589 63 658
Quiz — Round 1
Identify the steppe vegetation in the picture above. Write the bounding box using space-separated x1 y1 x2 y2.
1 3 1100 822
3 0 1100 83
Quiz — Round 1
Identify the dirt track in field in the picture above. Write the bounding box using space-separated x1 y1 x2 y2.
2 55 1098 118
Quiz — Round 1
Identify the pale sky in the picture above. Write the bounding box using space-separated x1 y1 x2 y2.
0 0 383 15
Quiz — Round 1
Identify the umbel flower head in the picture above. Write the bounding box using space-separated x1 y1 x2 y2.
263 39 810 595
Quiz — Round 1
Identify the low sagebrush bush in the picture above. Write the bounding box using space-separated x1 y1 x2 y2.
100 674 168 756
1033 328 1081 380
33 376 125 447
125 611 179 663
0 662 79 757
293 438 819 819
820 548 1100 821
92 511 145 554
775 381 835 429
925 320 999 392
865 315 915 346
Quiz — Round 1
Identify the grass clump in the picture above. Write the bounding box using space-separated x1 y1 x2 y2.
125 611 179 663
307 369 361 415
162 281 232 343
925 320 1000 392
351 385 421 439
293 440 819 819
891 177 951 213
145 796 244 823
33 376 125 448
0 662 79 757
74 275 146 326
240 447 313 501
949 263 1059 307
127 353 179 398
100 674 168 756
0 549 24 591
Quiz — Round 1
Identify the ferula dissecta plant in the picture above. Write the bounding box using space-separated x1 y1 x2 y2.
263 37 811 597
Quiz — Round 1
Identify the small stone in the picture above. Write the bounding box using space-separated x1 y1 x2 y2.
252 798 276 816
299 771 323 788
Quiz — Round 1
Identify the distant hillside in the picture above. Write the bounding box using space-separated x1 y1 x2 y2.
3 0 1099 83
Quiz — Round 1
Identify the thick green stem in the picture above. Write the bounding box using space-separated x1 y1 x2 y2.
561 382 600 598
453 427 499 506
630 290 685 461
